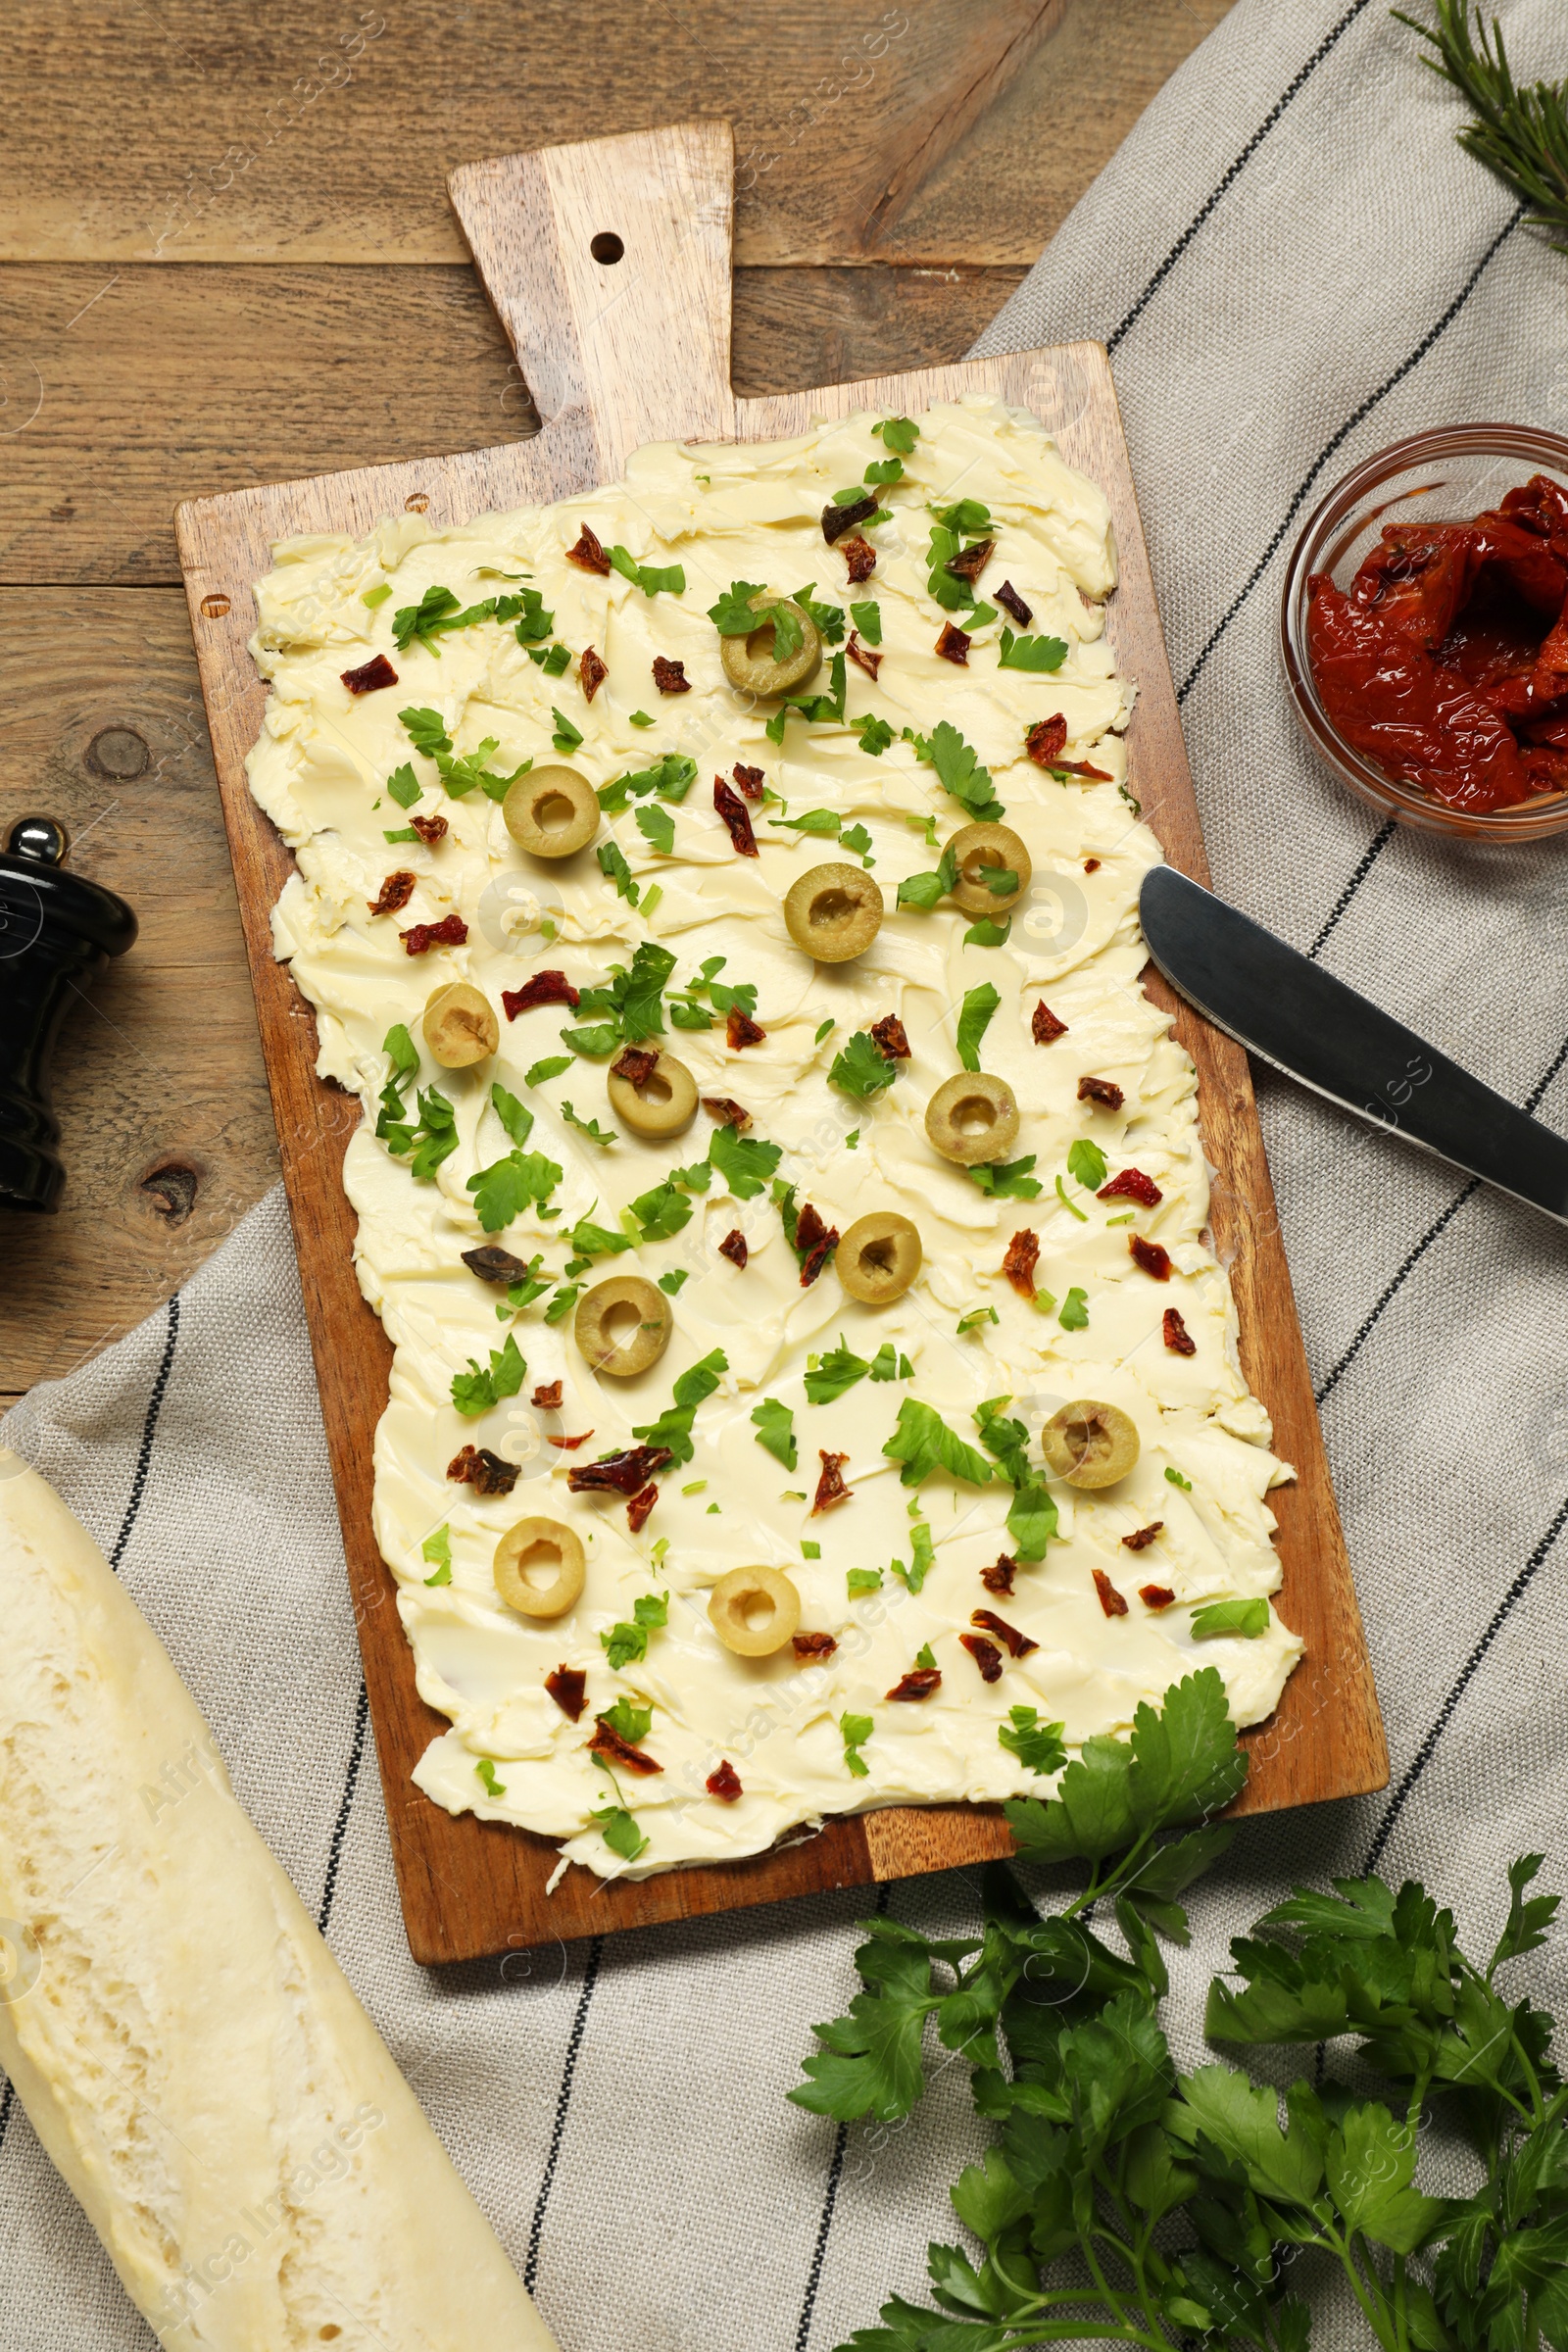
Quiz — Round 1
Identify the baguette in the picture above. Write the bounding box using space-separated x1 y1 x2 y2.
0 1449 558 2351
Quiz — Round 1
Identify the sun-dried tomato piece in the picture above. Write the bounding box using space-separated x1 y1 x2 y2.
707 1759 743 1801
578 646 608 702
971 1608 1038 1659
713 776 759 857
463 1245 533 1285
1032 1000 1068 1044
1121 1522 1163 1551
1162 1307 1197 1356
1092 1569 1129 1619
588 1715 662 1774
945 537 995 586
1083 858 1102 873
718 1228 749 1269
812 1449 853 1514
960 1633 1004 1683
341 653 399 695
823 493 876 544
840 534 877 582
410 812 448 847
995 580 1033 626
1139 1585 1176 1611
886 1667 942 1702
653 655 690 694
796 1201 839 1288
733 762 765 800
567 1445 672 1494
1130 1235 1173 1282
611 1044 660 1086
1078 1075 1124 1111
501 969 580 1017
1057 756 1114 781
368 869 417 917
545 1665 587 1721
846 630 882 680
1025 715 1068 768
935 621 971 665
447 1444 520 1496
547 1431 594 1451
793 1631 838 1661
727 1005 766 1051
702 1096 751 1129
1003 1228 1040 1299
531 1380 564 1410
981 1553 1017 1596
565 523 611 574
401 912 468 956
1099 1168 1161 1208
869 1012 909 1059
626 1483 660 1534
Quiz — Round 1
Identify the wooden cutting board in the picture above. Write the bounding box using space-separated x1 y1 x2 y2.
174 120 1386 1967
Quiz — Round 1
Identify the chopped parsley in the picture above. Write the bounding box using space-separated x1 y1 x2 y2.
601 1591 668 1671
599 754 698 812
847 1569 883 1596
525 1055 572 1087
607 545 686 598
791 582 847 644
963 914 1011 948
636 804 675 856
386 762 422 808
561 1102 616 1147
805 1341 872 1406
590 1805 648 1861
957 1305 999 1335
400 706 454 759
872 416 919 455
708 579 768 634
659 1268 689 1296
1192 1598 1270 1640
709 1122 782 1200
393 583 529 656
849 600 882 644
955 981 1000 1072
437 739 531 801
998 626 1068 673
475 1757 507 1798
1066 1137 1109 1191
863 456 903 486
998 1705 1067 1775
751 1396 798 1471
882 1399 992 1491
629 709 655 727
1165 1466 1193 1492
362 581 393 609
904 719 1004 824
466 1147 562 1234
552 707 584 753
829 1030 899 1100
1057 1286 1090 1331
840 1712 874 1777
451 1334 526 1417
630 1348 728 1469
421 1524 452 1585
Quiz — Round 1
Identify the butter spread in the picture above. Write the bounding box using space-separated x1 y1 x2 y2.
245 398 1302 1882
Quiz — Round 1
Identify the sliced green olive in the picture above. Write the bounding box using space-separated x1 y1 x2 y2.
924 1072 1020 1166
719 595 822 698
494 1517 586 1618
607 1050 698 1139
422 981 499 1068
708 1564 801 1657
784 863 884 962
1041 1401 1140 1489
837 1211 921 1304
574 1275 672 1377
503 764 600 858
947 821 1032 916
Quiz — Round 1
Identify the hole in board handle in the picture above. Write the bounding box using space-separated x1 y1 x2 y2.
405 491 430 514
589 231 624 266
199 593 230 619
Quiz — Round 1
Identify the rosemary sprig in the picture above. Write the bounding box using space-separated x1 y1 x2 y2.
1395 1 1568 251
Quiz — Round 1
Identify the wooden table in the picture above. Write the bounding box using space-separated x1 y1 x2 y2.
0 0 1230 1405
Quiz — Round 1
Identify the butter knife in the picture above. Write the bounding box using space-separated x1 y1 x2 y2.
1138 865 1568 1227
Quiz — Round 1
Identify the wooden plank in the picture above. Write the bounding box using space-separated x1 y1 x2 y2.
0 0 1065 268
0 590 276 1394
0 261 1026 587
175 123 1385 1964
0 0 1231 269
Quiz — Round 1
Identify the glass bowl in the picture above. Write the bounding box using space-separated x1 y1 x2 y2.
1280 422 1568 843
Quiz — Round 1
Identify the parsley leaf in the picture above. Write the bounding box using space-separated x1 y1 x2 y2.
963 914 1011 948
466 1149 562 1233
905 720 1005 825
709 1123 782 1200
1066 1138 1108 1191
751 1397 798 1471
805 1341 872 1406
525 1055 572 1087
872 416 919 456
607 545 686 598
999 1705 1067 1776
1005 1666 1248 1866
511 586 554 644
998 626 1068 672
475 1757 507 1798
955 982 1000 1072
601 1591 669 1671
437 740 530 802
855 714 895 758
1192 1598 1271 1641
791 583 846 645
882 1399 993 1491
552 706 584 752
561 1102 616 1147
1166 1466 1193 1492
421 1524 452 1584
400 705 453 758
849 600 883 644
896 842 959 912
1058 1286 1090 1331
863 456 903 486
590 1805 649 1861
829 1031 899 1100
631 1348 727 1468
386 762 422 808
451 1333 527 1417
561 1023 622 1058
490 1083 534 1148
635 803 675 856
841 1713 874 1778
709 579 768 633
847 1569 882 1597
770 808 842 836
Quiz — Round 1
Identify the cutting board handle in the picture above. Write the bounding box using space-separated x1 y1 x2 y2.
449 122 740 483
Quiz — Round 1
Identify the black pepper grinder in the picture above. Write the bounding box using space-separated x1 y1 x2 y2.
0 816 137 1213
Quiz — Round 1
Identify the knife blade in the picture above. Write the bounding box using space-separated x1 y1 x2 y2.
1138 864 1568 1227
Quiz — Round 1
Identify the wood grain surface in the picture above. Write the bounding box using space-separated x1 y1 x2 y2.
0 0 1232 1401
176 119 1386 1966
